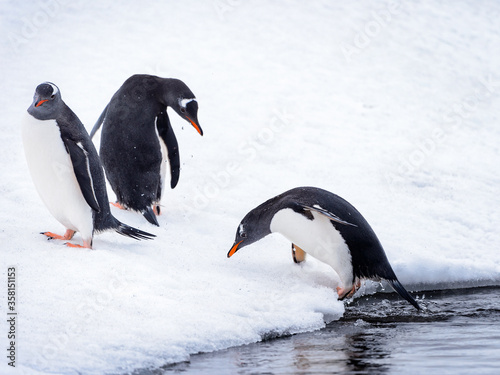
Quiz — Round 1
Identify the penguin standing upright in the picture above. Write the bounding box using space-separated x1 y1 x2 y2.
22 82 155 249
90 74 203 226
227 187 420 310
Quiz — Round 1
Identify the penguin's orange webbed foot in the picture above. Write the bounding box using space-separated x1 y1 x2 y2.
336 286 348 299
41 229 75 241
291 243 306 264
110 201 125 210
337 281 362 301
65 242 85 248
65 240 92 249
41 232 64 240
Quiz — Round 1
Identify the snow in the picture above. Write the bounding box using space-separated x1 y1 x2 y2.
1 1 500 373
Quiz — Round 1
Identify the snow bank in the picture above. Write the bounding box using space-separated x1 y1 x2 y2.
1 1 499 373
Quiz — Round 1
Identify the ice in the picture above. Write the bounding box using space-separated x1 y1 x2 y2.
1 1 499 374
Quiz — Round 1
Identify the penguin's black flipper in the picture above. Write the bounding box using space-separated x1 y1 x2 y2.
63 138 101 212
89 104 108 139
301 204 357 227
142 206 160 227
156 110 180 189
115 222 156 240
387 279 421 310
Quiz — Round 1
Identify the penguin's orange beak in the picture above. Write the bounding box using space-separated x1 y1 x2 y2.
227 240 243 258
187 117 203 136
35 99 49 107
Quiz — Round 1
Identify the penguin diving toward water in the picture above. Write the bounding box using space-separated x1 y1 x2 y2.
22 82 155 249
90 74 203 226
227 187 420 310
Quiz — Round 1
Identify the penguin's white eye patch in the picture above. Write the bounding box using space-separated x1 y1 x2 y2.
238 224 246 237
46 82 59 96
179 98 196 108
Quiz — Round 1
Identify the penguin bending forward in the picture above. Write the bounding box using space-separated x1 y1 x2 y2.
90 74 203 226
22 82 155 249
228 187 420 310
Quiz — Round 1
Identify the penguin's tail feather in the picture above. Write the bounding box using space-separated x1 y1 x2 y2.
142 206 160 227
89 104 108 139
387 279 421 310
115 221 156 240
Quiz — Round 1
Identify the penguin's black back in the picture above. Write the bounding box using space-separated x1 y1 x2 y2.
55 103 115 232
99 75 167 212
271 187 399 282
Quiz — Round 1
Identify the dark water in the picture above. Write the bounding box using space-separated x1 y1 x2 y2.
135 287 500 375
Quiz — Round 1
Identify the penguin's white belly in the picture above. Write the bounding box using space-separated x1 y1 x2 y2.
158 134 168 198
22 114 93 237
154 116 168 200
270 208 353 287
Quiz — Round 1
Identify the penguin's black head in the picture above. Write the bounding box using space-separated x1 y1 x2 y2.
27 82 62 120
227 205 275 258
173 97 203 136
163 79 203 136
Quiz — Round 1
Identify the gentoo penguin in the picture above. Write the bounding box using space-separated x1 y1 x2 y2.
22 82 155 249
89 74 203 226
227 187 420 310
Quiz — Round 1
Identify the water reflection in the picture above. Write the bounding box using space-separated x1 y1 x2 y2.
139 287 500 374
344 329 391 373
162 322 395 374
159 320 398 374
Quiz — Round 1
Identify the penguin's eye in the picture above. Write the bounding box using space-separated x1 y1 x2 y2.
50 94 55 99
241 232 247 238
180 107 187 114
